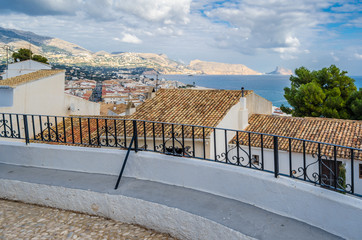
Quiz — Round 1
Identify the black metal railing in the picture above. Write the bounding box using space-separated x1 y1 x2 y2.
1 112 361 197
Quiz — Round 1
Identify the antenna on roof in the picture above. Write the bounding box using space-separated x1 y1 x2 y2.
1 45 11 79
241 87 244 97
29 43 32 68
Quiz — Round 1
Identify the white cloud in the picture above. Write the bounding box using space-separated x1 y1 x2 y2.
120 33 142 44
331 3 362 12
354 53 362 60
203 0 331 58
115 0 191 23
330 52 339 61
346 17 362 28
1 0 362 74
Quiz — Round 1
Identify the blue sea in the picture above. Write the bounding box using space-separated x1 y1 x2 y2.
159 75 362 107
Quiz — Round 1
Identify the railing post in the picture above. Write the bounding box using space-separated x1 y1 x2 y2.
273 136 279 178
351 149 354 194
114 135 135 190
23 115 30 145
133 120 138 152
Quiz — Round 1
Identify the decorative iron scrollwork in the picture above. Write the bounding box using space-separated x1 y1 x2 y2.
93 125 127 148
216 144 262 169
292 152 352 193
0 119 20 138
37 122 64 142
156 132 193 157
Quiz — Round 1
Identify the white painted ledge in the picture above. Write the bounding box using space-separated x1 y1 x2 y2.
0 179 253 240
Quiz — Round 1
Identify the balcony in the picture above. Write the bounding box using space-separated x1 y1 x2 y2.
0 113 361 239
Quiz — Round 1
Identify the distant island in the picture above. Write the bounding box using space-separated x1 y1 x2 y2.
267 66 293 75
0 27 262 75
189 60 261 75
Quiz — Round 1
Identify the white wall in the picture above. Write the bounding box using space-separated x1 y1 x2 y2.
0 72 100 117
0 179 251 240
0 72 65 115
0 141 361 240
210 102 242 160
210 92 272 163
64 94 100 116
246 92 272 116
1 60 51 79
227 144 362 196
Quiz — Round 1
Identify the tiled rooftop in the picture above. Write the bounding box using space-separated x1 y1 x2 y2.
231 114 362 160
32 89 251 144
130 88 249 124
0 69 65 87
113 88 252 138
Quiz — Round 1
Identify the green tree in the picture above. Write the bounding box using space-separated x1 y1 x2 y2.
32 54 48 64
281 65 358 119
12 48 48 64
346 89 362 120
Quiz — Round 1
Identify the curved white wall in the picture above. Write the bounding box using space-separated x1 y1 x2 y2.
0 179 252 240
0 141 361 240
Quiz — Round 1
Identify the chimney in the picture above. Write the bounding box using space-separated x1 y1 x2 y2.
239 87 248 130
125 102 136 115
147 87 156 99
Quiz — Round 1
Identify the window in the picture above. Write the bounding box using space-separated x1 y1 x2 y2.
321 160 342 187
359 164 362 179
252 154 260 165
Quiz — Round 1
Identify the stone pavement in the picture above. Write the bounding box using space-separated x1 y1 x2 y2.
0 199 176 240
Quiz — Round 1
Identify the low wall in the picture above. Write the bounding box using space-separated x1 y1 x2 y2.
0 179 250 240
0 141 361 239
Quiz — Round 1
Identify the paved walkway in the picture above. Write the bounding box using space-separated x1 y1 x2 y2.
0 163 343 240
0 199 176 240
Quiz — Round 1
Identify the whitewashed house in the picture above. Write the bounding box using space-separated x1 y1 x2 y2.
0 67 100 140
0 69 100 116
97 88 272 158
228 114 362 194
1 59 51 79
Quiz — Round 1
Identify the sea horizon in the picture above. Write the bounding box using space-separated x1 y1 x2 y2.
155 74 362 107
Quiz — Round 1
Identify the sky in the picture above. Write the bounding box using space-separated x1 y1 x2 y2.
0 0 361 75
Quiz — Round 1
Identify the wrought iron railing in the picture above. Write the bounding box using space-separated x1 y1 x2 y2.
1 112 361 197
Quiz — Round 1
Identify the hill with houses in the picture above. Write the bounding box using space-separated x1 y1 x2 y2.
0 27 260 75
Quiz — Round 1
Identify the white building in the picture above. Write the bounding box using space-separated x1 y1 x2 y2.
228 114 362 195
96 89 272 158
1 60 51 79
0 69 100 116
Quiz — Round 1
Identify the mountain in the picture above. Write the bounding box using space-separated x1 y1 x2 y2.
189 59 261 75
0 27 51 45
267 66 293 75
0 27 260 75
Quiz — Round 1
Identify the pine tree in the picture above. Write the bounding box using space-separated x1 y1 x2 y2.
281 65 359 119
12 48 48 64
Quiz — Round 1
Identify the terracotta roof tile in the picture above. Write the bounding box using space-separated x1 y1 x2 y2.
34 89 251 144
122 89 251 136
231 114 362 160
0 69 64 87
